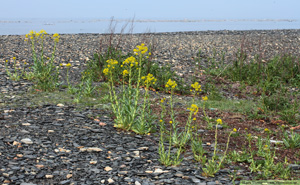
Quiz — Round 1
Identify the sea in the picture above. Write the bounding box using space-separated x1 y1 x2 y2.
0 18 299 35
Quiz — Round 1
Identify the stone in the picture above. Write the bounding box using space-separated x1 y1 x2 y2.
21 138 33 144
135 181 141 185
79 147 103 152
90 160 97 164
45 175 54 179
191 177 201 183
59 180 70 185
107 178 115 184
104 166 113 171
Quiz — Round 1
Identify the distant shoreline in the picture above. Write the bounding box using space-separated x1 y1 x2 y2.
1 28 300 36
1 18 299 35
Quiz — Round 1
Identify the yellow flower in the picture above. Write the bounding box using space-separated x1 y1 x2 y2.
66 63 71 68
13 57 16 60
160 99 164 103
39 29 47 34
24 62 27 65
133 43 148 55
233 128 237 132
187 104 199 115
264 128 270 132
103 68 109 76
165 79 177 89
122 69 129 76
123 56 136 66
216 119 222 125
202 96 208 101
52 33 60 42
159 120 163 123
193 117 196 121
106 59 118 67
142 73 156 85
191 82 202 92
5 60 8 63
59 63 63 67
169 121 172 124
247 133 251 137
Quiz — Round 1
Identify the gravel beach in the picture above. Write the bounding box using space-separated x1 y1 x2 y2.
0 30 300 185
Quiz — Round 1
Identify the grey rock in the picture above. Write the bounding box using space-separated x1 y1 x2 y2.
59 180 71 185
207 182 217 185
191 177 201 183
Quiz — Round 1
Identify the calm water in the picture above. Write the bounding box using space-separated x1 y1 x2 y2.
1 18 299 35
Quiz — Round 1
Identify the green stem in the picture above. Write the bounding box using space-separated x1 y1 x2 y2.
213 123 219 161
130 54 142 129
218 131 233 169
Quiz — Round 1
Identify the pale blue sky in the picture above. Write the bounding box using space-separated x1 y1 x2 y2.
0 0 299 20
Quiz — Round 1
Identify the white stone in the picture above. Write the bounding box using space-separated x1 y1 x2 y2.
45 175 53 179
21 138 33 144
90 160 97 164
107 178 114 184
104 166 113 171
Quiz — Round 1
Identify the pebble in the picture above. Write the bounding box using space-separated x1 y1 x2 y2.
20 138 33 144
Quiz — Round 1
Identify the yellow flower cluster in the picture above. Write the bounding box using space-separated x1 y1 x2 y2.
202 96 208 101
216 119 222 125
66 63 71 68
123 56 137 67
133 43 148 55
52 33 60 42
103 59 118 76
25 30 48 40
122 69 129 76
103 68 109 76
141 73 157 85
191 82 201 91
165 79 177 89
107 59 118 66
187 104 199 115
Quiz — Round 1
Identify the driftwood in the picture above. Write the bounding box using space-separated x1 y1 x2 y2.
290 125 300 130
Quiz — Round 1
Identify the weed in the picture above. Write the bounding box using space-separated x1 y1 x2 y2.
25 30 61 91
283 130 300 149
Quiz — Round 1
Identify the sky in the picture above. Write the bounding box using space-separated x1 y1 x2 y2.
0 0 299 20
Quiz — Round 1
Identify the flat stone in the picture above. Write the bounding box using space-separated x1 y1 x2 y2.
59 180 70 185
107 178 115 184
79 147 103 152
21 138 33 144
